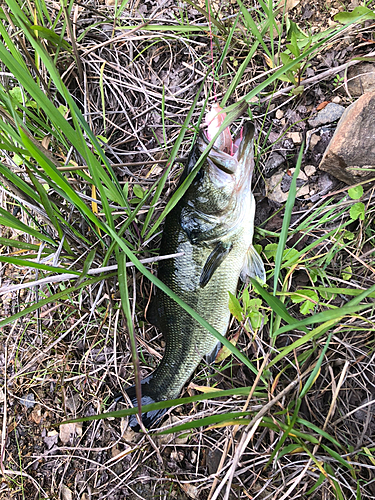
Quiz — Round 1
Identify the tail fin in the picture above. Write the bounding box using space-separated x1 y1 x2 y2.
125 385 168 432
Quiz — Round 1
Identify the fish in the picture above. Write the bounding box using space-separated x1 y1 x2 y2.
125 104 266 431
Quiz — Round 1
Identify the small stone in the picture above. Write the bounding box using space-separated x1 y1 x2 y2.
265 171 289 204
304 165 316 177
308 102 345 127
319 91 375 184
61 485 73 500
296 184 310 197
280 118 286 126
332 96 341 104
275 109 284 119
309 133 321 150
292 169 307 181
289 132 302 144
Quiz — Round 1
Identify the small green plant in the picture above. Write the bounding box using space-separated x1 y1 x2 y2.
333 73 344 88
349 185 365 221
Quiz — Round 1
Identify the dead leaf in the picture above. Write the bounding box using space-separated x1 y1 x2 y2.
316 101 329 110
215 330 240 363
41 135 51 149
30 405 42 424
283 0 301 12
264 54 274 69
188 383 223 393
181 484 199 499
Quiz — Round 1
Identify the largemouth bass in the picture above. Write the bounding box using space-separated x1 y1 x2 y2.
126 105 265 430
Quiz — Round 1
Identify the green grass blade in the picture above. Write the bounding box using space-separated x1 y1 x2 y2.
61 386 267 425
273 144 303 295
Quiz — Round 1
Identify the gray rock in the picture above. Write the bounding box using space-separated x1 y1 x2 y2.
347 63 375 97
264 152 285 176
319 91 375 184
308 102 345 127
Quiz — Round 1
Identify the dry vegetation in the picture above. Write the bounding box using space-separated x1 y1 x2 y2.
1 0 375 499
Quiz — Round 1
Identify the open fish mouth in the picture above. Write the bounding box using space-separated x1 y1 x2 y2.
201 104 254 176
205 103 243 157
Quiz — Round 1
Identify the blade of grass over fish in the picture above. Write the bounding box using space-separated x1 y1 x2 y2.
0 274 115 329
141 74 208 237
273 144 303 295
62 386 267 425
105 228 267 384
117 251 142 424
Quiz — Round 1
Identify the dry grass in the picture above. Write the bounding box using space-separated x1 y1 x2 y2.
1 0 375 499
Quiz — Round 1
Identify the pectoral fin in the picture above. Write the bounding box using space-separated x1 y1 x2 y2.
200 241 233 287
240 245 266 283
